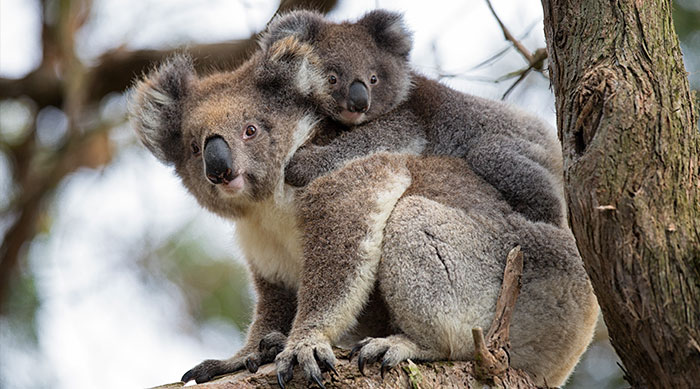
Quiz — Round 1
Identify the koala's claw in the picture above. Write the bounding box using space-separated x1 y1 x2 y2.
275 336 334 389
310 373 326 389
181 359 228 384
357 353 367 375
348 339 370 362
313 348 336 377
380 360 392 379
244 357 259 373
276 366 293 389
350 337 404 378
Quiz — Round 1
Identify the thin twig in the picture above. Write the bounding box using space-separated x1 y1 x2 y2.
485 0 534 64
472 245 524 381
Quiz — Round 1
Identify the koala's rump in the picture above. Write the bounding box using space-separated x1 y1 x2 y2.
375 155 597 384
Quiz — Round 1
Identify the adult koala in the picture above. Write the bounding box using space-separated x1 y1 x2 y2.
128 15 597 389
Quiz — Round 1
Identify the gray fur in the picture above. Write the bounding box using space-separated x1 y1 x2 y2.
128 14 597 388
269 10 566 226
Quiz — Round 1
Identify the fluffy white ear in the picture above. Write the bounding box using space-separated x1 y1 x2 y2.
256 33 327 103
258 10 326 50
128 54 195 165
357 10 413 59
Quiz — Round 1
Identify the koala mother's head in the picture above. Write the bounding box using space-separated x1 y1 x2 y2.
260 10 414 126
128 40 322 218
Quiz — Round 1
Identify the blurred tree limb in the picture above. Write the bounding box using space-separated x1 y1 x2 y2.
0 0 338 313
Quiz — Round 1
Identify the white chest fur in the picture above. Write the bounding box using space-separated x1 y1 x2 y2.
234 189 304 290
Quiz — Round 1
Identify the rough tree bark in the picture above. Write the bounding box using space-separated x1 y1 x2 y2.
541 0 700 387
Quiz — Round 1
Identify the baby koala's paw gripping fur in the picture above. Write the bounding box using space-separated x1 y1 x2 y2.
285 145 333 187
275 332 337 389
181 331 287 383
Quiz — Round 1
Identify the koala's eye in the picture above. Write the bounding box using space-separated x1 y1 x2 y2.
191 141 201 155
328 75 337 84
243 124 257 139
370 75 378 84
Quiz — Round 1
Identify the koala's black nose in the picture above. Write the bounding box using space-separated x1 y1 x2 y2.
347 81 369 113
204 136 235 184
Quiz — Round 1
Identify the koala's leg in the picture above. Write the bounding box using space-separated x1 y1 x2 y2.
369 195 506 369
276 153 412 387
182 273 296 384
377 193 597 386
505 219 599 386
464 134 566 226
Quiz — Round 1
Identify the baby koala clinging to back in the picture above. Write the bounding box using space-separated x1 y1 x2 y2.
267 10 566 227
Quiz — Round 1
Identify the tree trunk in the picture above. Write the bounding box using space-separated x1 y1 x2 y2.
540 1 700 387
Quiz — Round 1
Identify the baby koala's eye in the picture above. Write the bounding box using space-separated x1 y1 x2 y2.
328 75 337 84
243 124 257 139
370 75 378 84
191 140 201 155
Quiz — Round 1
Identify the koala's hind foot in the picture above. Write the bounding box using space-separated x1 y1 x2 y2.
348 335 442 378
182 331 287 383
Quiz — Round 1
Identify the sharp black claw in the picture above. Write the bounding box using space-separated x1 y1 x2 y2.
380 360 391 379
358 354 366 376
245 357 259 373
276 371 287 389
181 369 194 383
276 360 295 389
311 373 326 389
348 344 362 361
327 362 339 377
314 349 338 377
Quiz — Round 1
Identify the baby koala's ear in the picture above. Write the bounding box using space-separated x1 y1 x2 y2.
259 10 326 50
128 54 195 165
257 34 327 100
358 10 413 59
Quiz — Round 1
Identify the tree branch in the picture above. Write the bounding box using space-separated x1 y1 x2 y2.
0 0 338 108
485 0 535 64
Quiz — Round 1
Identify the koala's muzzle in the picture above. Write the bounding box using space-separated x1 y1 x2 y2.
347 81 369 113
204 136 235 184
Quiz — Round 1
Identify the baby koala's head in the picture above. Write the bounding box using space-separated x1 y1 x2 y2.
128 37 324 218
260 9 414 126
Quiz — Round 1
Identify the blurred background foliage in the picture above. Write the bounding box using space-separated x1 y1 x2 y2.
0 0 697 388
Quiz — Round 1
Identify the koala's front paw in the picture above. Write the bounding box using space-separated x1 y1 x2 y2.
275 333 337 389
181 359 236 384
182 332 287 383
246 331 287 373
285 146 326 187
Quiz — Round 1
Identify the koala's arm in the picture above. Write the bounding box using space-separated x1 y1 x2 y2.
276 153 412 385
285 120 425 187
182 272 296 383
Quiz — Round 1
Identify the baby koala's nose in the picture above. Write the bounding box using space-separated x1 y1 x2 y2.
347 80 369 113
204 136 235 184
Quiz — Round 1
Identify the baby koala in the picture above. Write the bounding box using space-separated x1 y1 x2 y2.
128 16 597 389
263 10 567 227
